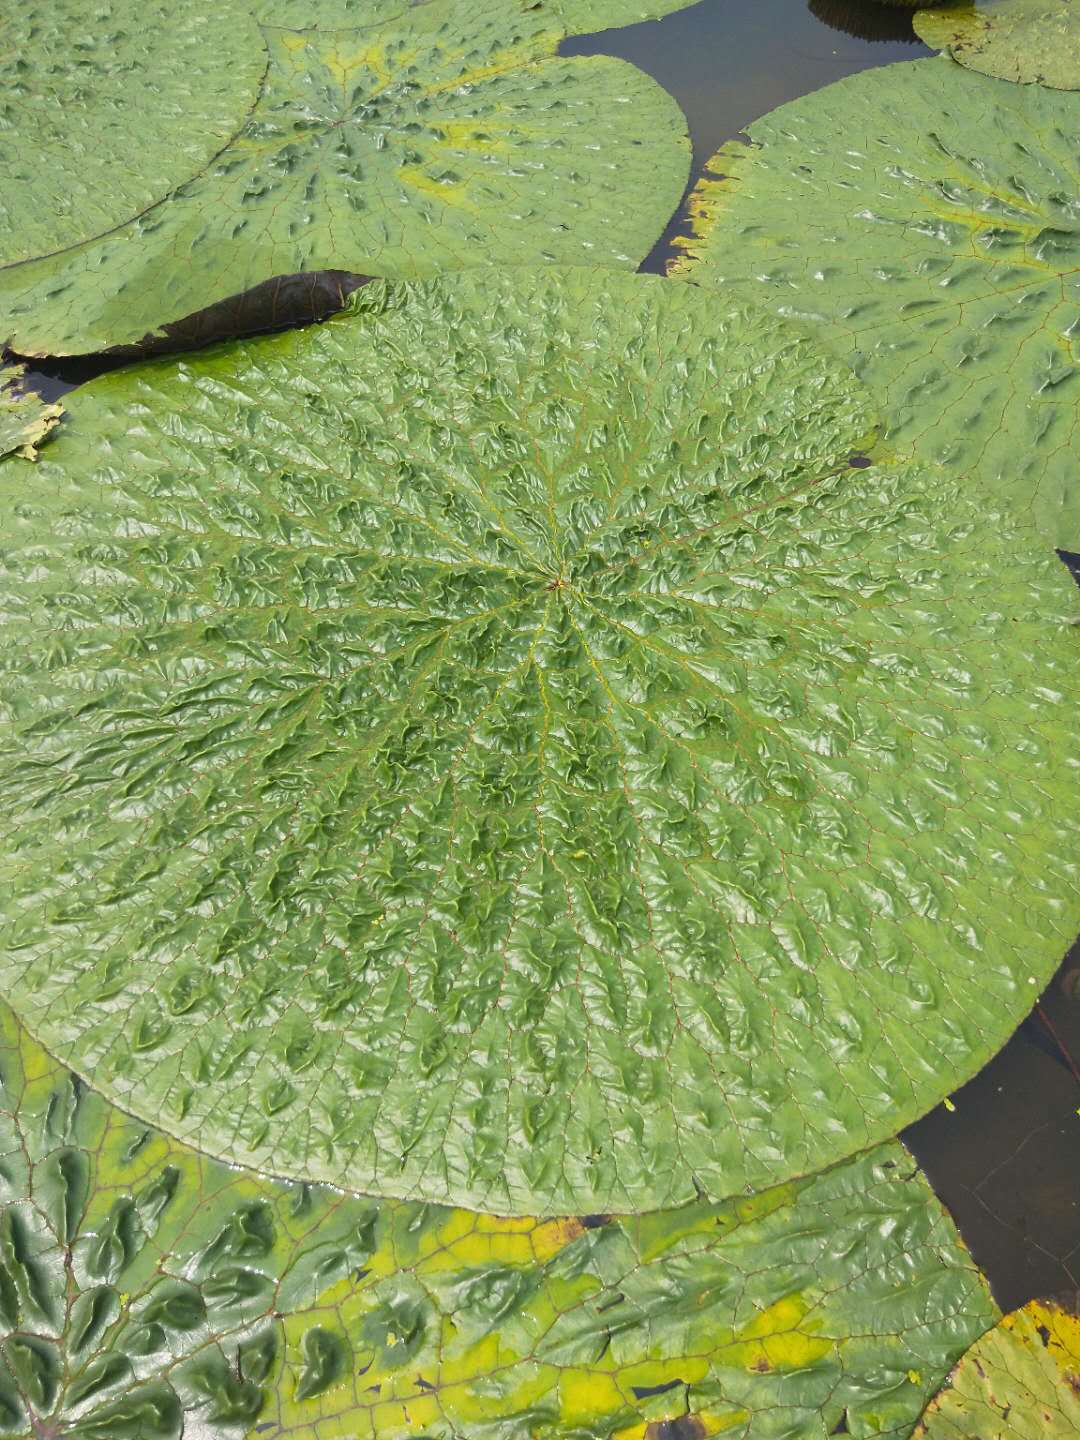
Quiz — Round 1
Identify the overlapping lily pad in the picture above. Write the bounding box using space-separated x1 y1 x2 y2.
915 1 1080 89
0 369 62 461
916 1297 1080 1437
0 0 267 266
671 57 1080 548
2 267 1079 1217
0 1000 997 1439
0 0 689 356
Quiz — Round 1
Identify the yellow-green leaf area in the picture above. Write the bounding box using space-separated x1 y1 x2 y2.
2 267 1080 1217
0 0 267 266
0 368 62 461
915 1 1080 90
671 57 1080 548
916 1298 1080 1437
0 0 689 356
0 1000 995 1439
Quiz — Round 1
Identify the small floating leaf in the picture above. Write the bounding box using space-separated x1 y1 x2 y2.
0 369 62 462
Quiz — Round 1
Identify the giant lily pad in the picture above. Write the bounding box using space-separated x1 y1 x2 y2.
670 57 1080 548
915 1 1080 90
0 998 997 1439
2 267 1079 1217
0 0 689 356
0 0 267 267
916 1297 1080 1437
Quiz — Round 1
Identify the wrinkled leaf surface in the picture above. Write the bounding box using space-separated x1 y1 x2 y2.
1 268 1079 1216
0 0 688 355
671 57 1080 547
0 1001 995 1439
0 0 267 265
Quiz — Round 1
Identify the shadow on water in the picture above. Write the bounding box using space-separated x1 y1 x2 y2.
10 0 1079 1311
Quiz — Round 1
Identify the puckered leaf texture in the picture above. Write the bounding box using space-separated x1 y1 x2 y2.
0 1000 995 1439
915 1297 1080 1438
0 0 688 356
1 268 1079 1217
915 0 1080 90
671 57 1080 548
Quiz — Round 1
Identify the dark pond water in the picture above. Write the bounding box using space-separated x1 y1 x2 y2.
14 0 1080 1314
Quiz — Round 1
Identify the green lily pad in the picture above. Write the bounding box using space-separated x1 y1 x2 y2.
0 0 267 266
547 0 701 27
2 267 1079 1217
0 368 63 461
915 1297 1080 1437
0 999 996 1439
0 0 689 357
915 1 1080 90
255 0 700 32
670 57 1080 548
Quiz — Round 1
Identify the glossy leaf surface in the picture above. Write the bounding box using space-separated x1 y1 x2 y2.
0 1001 996 1439
0 0 688 356
0 369 62 461
671 57 1080 547
2 268 1079 1216
0 0 267 266
915 1 1080 89
915 1297 1080 1437
546 0 701 27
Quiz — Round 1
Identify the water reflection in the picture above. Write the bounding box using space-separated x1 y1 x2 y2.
808 0 920 43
